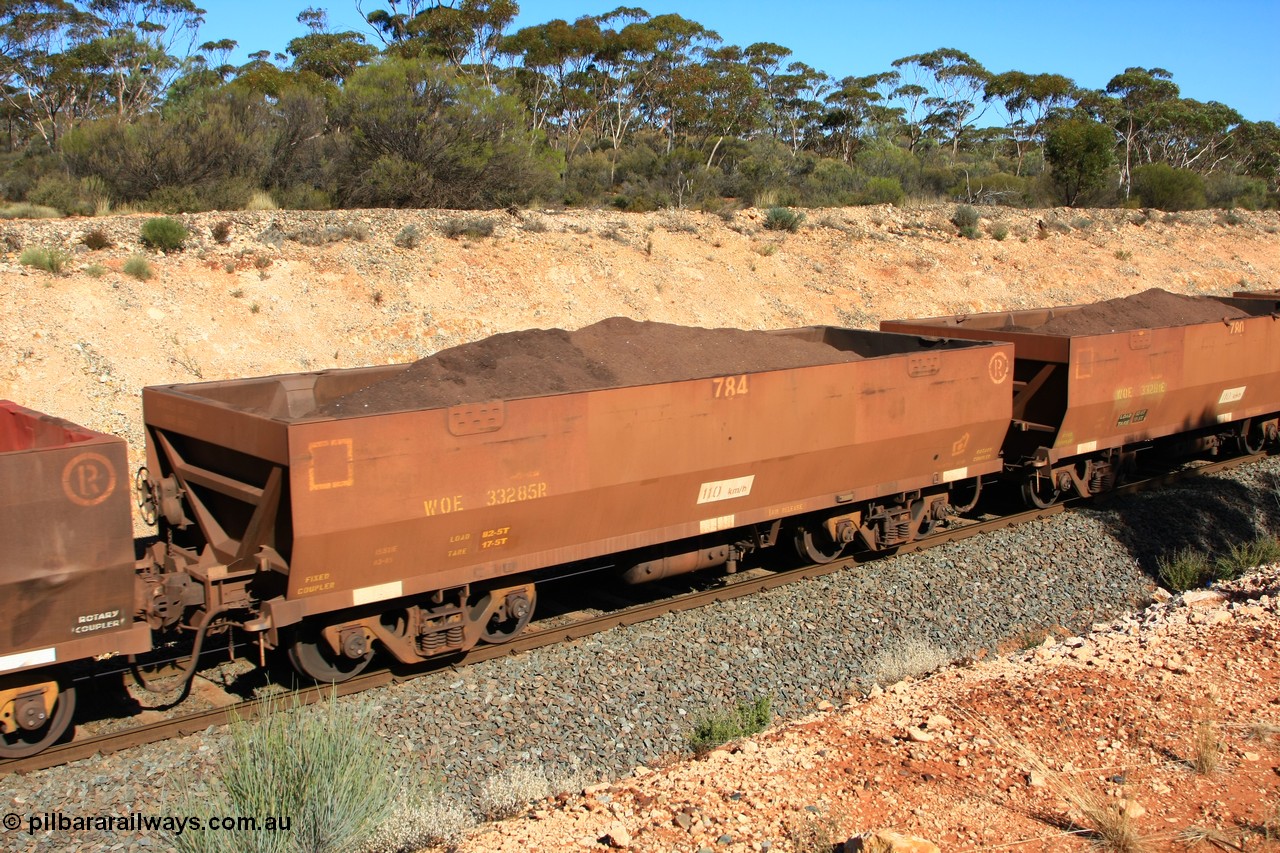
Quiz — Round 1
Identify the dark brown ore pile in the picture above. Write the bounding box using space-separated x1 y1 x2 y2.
1036 288 1250 335
318 317 860 415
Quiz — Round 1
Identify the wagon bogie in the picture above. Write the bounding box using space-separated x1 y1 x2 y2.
0 670 76 759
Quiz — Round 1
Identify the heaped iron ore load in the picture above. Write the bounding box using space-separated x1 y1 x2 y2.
882 288 1280 506
140 321 1012 679
0 402 151 757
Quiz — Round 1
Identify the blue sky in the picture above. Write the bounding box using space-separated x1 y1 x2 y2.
200 1 1279 123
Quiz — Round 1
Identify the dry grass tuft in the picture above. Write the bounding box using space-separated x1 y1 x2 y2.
868 637 950 686
964 711 1149 853
1190 719 1222 775
1245 721 1280 742
1177 825 1245 850
475 763 585 822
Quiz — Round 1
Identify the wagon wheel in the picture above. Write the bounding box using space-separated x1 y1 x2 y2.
949 477 983 515
0 676 76 759
473 590 535 645
1020 475 1060 509
794 525 845 564
1239 420 1268 456
286 624 373 683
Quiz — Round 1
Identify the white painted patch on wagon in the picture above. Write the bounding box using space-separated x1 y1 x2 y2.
1076 440 1098 455
699 514 736 534
0 646 56 673
942 467 969 483
352 581 403 606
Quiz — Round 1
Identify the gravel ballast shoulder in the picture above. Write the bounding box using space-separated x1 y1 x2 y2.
5 456 1279 851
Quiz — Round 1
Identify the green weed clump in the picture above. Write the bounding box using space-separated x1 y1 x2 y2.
173 695 396 853
140 216 189 253
1156 547 1212 592
19 246 72 275
763 207 804 233
1214 536 1280 581
688 695 772 755
123 255 153 281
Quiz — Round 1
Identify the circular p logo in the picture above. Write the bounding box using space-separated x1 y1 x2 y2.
988 352 1010 384
62 452 117 507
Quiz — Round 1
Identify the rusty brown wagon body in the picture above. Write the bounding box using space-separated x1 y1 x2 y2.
881 298 1280 504
1233 289 1280 306
141 328 1014 674
0 402 150 757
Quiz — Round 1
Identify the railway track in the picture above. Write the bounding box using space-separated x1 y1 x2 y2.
1 450 1264 777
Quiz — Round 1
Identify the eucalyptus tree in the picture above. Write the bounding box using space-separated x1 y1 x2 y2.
890 47 989 155
0 1 102 146
83 0 206 119
1090 66 1180 197
287 7 376 84
984 70 1076 175
820 71 900 163
1139 97 1242 175
749 48 829 155
497 15 603 151
1233 120 1280 192
1044 115 1114 206
626 12 719 152
670 43 763 167
361 0 517 84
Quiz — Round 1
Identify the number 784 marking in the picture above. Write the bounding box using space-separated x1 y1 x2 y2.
712 375 749 398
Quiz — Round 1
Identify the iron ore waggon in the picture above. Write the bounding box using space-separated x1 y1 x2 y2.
1 324 1017 756
0 402 150 757
882 293 1280 506
137 327 1013 681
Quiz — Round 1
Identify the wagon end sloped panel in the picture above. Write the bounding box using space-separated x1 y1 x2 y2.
1052 314 1280 459
282 335 1013 606
0 402 144 671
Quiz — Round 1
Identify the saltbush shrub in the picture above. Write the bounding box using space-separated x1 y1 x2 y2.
440 216 497 239
394 224 421 248
140 217 189 253
951 204 980 229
